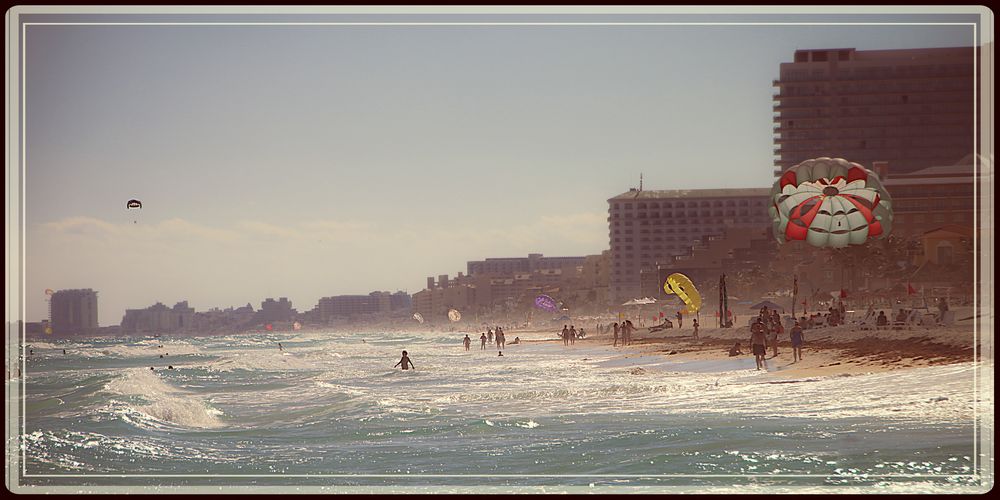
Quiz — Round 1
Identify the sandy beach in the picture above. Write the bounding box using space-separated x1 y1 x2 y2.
513 310 979 381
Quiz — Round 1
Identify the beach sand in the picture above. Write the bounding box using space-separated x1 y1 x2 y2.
512 314 979 381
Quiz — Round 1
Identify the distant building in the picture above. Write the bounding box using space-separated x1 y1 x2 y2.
50 289 99 335
608 188 772 303
467 253 586 277
882 155 982 238
916 225 975 268
411 283 477 321
191 305 256 333
317 291 411 321
121 301 194 334
259 297 295 323
773 47 975 176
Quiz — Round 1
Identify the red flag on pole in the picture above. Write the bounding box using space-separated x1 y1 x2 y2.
840 289 848 298
907 283 917 295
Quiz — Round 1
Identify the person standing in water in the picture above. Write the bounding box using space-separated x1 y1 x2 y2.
561 325 570 346
394 350 415 370
497 327 505 350
463 334 471 351
750 320 768 371
487 328 494 345
570 325 578 345
790 321 805 363
480 332 488 350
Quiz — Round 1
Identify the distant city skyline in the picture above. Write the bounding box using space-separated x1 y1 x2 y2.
22 16 976 324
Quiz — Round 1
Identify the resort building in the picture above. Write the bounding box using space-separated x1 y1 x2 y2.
467 254 587 277
120 301 195 334
882 155 982 238
49 289 99 335
773 47 976 176
316 291 411 321
607 188 772 303
258 297 296 323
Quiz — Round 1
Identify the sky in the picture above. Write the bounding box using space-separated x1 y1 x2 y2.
20 15 976 325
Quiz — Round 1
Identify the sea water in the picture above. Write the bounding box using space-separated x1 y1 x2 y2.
5 329 990 492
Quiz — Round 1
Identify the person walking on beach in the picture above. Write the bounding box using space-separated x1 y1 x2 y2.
488 328 494 345
480 332 488 350
568 325 577 345
624 320 635 346
463 334 471 351
750 321 768 371
769 319 782 358
394 350 415 370
692 319 699 339
278 342 283 351
676 311 683 329
561 325 570 346
613 325 619 347
790 321 804 363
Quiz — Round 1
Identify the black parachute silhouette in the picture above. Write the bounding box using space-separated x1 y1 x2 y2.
126 199 142 223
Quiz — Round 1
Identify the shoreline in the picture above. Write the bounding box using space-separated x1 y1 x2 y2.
510 321 978 380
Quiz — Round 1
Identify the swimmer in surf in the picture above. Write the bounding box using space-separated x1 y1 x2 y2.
394 350 415 370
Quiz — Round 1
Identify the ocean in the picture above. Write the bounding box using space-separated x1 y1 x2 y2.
5 329 990 493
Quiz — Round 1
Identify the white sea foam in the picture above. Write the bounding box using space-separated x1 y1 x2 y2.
103 368 224 428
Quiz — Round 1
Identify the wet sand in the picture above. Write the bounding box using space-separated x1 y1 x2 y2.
507 316 980 380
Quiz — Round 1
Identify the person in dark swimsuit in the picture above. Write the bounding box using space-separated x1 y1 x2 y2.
790 321 805 362
750 321 768 371
394 350 415 370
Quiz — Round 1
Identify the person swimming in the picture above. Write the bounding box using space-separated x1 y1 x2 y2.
394 350 415 370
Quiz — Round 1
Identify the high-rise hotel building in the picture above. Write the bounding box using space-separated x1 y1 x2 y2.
773 47 975 176
50 289 99 335
608 188 771 303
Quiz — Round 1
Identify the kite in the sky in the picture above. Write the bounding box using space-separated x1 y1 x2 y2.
770 157 893 248
663 273 702 315
534 294 559 313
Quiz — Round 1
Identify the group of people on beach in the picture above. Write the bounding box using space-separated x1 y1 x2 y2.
610 321 636 347
741 306 804 370
464 327 517 356
559 325 584 346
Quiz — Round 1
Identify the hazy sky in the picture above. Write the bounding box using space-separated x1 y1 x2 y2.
22 16 975 324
